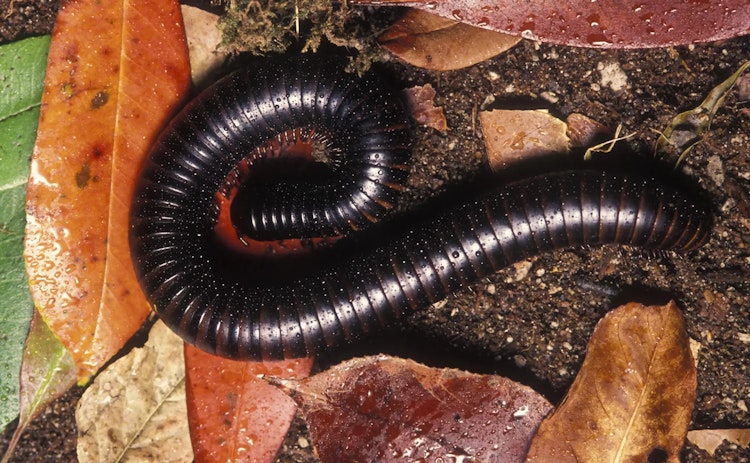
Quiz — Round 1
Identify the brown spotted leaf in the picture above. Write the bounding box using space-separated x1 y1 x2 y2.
24 0 191 382
379 9 520 70
355 0 750 48
280 355 552 463
526 301 697 463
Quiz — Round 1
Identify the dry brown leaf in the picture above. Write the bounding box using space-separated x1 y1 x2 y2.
687 428 750 456
280 355 552 463
526 301 697 463
76 321 192 463
479 109 570 172
379 9 520 70
403 84 447 132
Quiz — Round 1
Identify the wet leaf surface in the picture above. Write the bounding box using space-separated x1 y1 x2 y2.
282 355 552 463
526 301 697 462
355 0 750 48
185 347 313 463
479 109 570 171
23 0 190 382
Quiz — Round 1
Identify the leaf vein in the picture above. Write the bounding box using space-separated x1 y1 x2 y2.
0 102 42 124
0 177 28 193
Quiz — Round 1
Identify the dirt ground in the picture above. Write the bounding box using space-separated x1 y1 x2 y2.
1 0 749 462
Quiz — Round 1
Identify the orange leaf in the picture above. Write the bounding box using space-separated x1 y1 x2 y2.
24 0 191 383
185 345 314 463
526 301 697 462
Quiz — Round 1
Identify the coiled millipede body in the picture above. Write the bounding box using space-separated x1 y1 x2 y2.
129 55 712 360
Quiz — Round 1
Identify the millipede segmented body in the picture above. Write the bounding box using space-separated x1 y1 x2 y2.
129 55 712 360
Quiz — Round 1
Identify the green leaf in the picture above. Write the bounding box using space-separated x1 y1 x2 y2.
1 311 76 463
0 35 51 434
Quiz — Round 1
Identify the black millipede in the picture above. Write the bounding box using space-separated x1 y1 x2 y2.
129 54 712 361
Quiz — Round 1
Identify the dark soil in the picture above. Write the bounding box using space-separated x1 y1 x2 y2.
1 0 749 461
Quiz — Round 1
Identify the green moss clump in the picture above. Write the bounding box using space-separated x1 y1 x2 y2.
219 0 389 72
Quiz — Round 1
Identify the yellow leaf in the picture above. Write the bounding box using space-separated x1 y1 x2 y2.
526 302 697 463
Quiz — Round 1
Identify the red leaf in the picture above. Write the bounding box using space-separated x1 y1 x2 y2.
185 345 314 463
282 355 552 463
353 0 750 48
